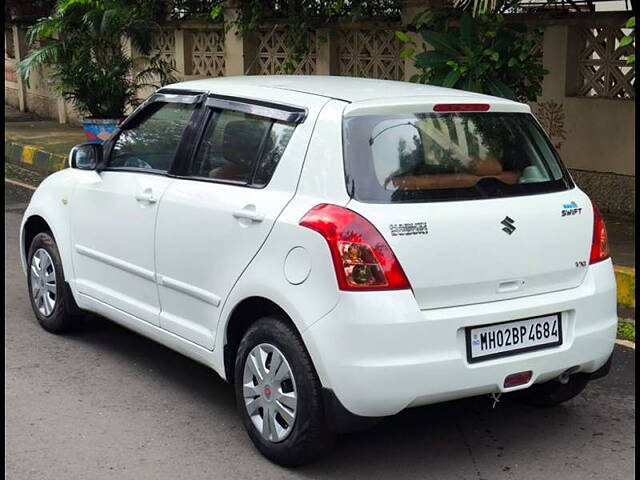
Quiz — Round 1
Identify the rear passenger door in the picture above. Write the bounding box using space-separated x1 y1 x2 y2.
154 96 307 349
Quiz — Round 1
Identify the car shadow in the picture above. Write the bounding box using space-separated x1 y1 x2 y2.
66 313 237 413
64 313 624 479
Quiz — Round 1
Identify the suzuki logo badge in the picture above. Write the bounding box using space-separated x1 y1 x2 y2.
501 216 516 235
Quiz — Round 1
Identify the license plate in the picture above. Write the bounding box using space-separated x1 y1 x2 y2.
466 313 562 363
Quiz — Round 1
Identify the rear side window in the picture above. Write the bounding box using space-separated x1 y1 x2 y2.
188 109 295 186
110 102 196 172
343 112 572 203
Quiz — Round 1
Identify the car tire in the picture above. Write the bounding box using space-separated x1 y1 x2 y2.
27 232 82 333
515 374 589 407
234 315 332 467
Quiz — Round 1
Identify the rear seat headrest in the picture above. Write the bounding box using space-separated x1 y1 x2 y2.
223 119 269 166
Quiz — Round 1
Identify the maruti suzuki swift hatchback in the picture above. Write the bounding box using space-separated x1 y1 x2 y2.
20 76 617 466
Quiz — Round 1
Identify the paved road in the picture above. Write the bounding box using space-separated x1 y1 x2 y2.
5 185 635 480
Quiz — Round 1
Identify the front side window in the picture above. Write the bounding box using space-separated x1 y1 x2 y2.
343 112 572 203
189 109 295 186
110 102 196 172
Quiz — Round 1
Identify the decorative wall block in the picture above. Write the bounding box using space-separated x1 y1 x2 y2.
256 27 317 75
338 28 404 80
192 29 225 77
577 23 635 99
151 29 176 67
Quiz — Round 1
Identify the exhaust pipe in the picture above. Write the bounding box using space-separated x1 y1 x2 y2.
557 366 580 384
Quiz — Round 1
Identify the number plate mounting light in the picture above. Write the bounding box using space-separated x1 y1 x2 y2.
504 370 533 388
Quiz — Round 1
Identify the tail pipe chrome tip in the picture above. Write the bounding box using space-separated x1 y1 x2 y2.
557 366 580 384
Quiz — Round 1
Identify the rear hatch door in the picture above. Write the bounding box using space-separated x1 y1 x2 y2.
347 191 593 310
342 99 593 309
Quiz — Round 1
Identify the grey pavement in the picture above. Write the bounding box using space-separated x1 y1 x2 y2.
606 212 636 268
4 185 636 480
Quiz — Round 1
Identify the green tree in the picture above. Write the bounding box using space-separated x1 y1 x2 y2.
18 0 175 119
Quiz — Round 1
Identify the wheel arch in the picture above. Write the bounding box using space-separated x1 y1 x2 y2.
22 214 54 262
222 296 299 384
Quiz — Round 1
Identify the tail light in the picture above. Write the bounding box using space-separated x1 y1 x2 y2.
589 203 610 264
299 204 411 291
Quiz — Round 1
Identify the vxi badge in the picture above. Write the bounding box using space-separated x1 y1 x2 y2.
501 216 516 235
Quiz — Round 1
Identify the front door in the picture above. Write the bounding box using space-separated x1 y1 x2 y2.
70 99 199 325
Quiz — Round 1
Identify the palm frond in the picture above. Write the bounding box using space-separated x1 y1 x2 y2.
134 56 177 86
453 0 500 16
100 8 123 35
18 42 63 85
57 0 99 11
27 16 60 44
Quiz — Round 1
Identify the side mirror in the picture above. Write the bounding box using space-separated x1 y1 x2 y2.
69 143 102 170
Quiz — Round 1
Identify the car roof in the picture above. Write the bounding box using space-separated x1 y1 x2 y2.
163 75 519 105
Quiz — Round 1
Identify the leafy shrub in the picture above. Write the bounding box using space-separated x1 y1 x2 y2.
399 10 548 103
620 16 635 65
617 321 635 343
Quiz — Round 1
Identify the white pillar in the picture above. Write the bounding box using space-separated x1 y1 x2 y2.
223 0 257 75
12 26 27 111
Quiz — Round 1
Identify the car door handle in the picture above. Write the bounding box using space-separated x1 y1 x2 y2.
135 191 157 204
232 208 264 223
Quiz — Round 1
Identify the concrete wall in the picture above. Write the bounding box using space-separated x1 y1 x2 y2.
5 27 81 125
563 97 634 176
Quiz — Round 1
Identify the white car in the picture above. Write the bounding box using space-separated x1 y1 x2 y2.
20 76 617 466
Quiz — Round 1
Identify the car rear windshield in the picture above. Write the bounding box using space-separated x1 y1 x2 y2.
343 112 573 203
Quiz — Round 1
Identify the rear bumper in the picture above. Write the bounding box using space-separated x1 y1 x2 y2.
302 259 617 417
